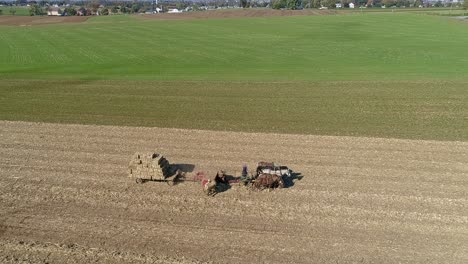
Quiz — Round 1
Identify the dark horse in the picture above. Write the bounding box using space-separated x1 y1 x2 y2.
252 173 284 190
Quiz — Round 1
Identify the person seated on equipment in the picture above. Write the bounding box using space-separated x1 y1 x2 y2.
240 164 250 186
242 164 248 177
214 170 229 185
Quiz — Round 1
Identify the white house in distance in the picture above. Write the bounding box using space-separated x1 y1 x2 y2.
47 7 62 16
349 3 355 8
167 8 182 13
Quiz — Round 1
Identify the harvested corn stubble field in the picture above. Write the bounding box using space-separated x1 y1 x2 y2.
0 121 467 263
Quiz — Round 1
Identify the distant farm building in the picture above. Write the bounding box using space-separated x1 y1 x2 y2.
349 3 355 8
148 7 162 14
167 8 182 13
47 7 62 16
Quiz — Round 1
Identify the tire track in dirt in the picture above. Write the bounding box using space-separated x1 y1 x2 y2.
0 121 467 263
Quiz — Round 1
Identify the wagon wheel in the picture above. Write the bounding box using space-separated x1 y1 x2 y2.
135 178 143 184
278 181 284 189
208 188 217 197
166 179 176 186
249 184 259 192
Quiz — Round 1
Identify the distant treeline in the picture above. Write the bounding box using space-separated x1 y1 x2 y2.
0 0 465 11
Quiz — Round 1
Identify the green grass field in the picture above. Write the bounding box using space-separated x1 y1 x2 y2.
1 13 468 80
1 13 467 141
0 6 30 16
1 79 467 141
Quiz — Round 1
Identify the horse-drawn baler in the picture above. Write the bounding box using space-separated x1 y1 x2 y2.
128 152 293 195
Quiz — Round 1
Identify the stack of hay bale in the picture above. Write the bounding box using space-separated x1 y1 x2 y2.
128 152 173 183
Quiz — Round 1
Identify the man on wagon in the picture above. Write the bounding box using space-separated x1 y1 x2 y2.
214 170 229 185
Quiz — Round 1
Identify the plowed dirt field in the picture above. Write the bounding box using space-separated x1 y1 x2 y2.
140 9 337 21
0 16 89 26
1 121 467 263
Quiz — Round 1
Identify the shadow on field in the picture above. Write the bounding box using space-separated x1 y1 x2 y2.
283 171 303 188
215 182 232 195
213 172 236 195
175 164 195 173
162 163 195 186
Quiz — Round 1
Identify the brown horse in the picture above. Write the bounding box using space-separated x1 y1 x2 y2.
202 179 217 196
252 173 284 190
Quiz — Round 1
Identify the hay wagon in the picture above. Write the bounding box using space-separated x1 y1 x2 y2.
128 152 183 185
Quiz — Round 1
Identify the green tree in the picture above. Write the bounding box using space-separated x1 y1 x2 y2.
434 0 443 7
401 0 410 7
100 8 109 15
0 9 3 15
321 0 336 8
413 0 422 7
340 0 350 7
240 0 249 8
381 0 395 7
64 7 77 16
9 8 16 15
111 6 119 14
89 1 100 12
29 5 45 16
120 6 129 13
463 0 468 9
312 0 321 8
272 0 287 9
175 2 187 10
131 3 141 13
78 7 85 15
287 0 301 9
65 7 76 16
